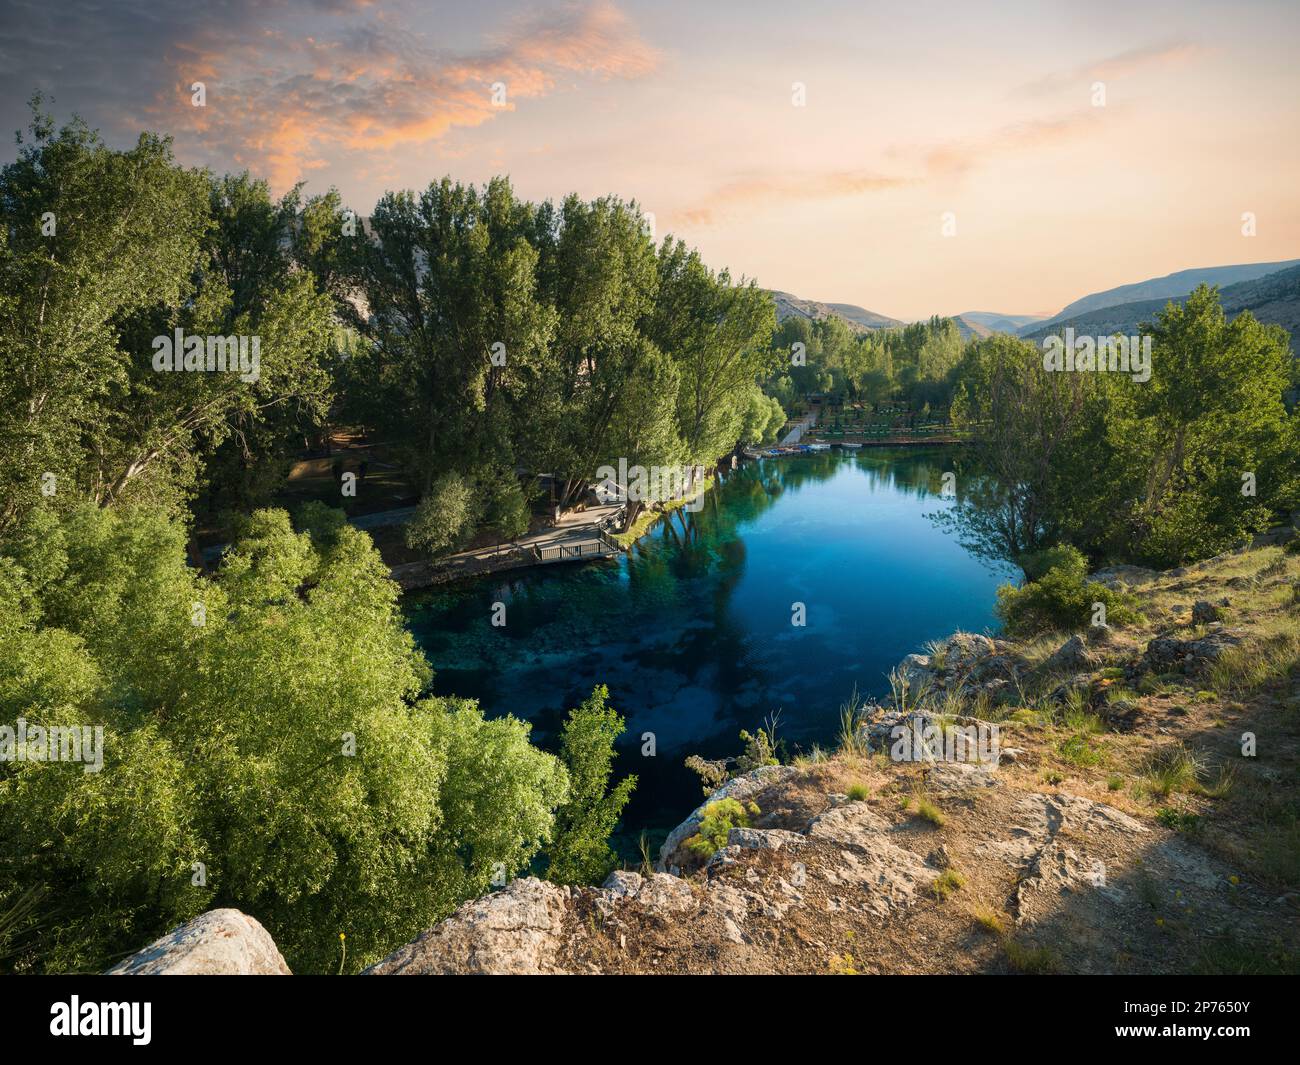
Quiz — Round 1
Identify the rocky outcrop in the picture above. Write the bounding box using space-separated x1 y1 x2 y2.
1191 598 1228 625
1043 633 1100 674
1142 627 1244 676
658 763 798 873
1090 564 1159 589
364 877 573 975
891 632 1025 702
108 909 290 975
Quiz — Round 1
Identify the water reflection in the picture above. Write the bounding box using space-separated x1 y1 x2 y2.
403 449 1015 834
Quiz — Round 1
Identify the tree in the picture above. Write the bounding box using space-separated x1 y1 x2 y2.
648 239 778 467
485 472 532 547
0 503 570 973
0 103 209 533
1107 285 1298 565
405 473 479 558
546 685 637 886
942 333 1112 562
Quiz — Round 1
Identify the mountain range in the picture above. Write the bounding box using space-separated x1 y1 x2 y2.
1021 262 1300 353
771 257 1300 351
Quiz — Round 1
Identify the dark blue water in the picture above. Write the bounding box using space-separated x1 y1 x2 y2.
403 449 1015 838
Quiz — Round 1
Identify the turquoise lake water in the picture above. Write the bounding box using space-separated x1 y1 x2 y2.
403 449 1016 836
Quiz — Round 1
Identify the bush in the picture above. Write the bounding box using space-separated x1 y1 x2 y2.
405 473 479 558
684 798 759 858
996 544 1141 637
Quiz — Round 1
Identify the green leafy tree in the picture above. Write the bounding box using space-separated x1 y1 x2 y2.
0 103 209 532
405 472 479 558
0 503 568 974
546 685 637 886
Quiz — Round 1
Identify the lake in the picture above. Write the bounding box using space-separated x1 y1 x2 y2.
403 449 1016 839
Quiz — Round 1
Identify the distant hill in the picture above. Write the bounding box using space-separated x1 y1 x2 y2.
768 291 903 333
1021 263 1300 353
1023 259 1300 336
959 311 1046 334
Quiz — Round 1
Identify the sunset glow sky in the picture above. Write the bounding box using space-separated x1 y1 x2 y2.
3 0 1298 318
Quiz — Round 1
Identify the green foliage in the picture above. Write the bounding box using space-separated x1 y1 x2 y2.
735 725 779 773
545 686 637 886
931 869 966 901
684 798 759 858
1156 807 1202 833
684 754 730 797
948 288 1300 568
405 473 479 558
0 104 338 535
0 503 568 974
996 545 1141 637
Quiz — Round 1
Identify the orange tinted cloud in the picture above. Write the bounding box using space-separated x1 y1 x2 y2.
1016 40 1208 96
160 0 659 190
678 171 911 227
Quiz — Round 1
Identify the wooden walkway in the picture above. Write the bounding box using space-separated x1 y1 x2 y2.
390 505 625 590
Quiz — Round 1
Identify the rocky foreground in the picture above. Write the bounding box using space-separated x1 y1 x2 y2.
109 545 1300 975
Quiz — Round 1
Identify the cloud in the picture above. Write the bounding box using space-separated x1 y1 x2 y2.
677 107 1113 227
918 109 1114 179
155 0 659 189
676 170 911 227
0 0 658 192
1015 41 1208 97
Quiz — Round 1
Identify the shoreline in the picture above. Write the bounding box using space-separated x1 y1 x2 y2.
391 474 719 592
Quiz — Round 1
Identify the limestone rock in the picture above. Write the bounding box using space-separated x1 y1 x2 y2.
1143 629 1244 676
1044 634 1100 674
1090 565 1159 589
1191 599 1229 624
108 909 290 975
726 827 805 852
808 803 935 918
364 877 571 975
657 764 798 872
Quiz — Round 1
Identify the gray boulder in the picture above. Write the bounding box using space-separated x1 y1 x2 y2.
1044 634 1100 674
1191 599 1228 625
108 909 290 975
365 878 572 975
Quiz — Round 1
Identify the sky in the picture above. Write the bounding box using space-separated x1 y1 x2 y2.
2 0 1298 319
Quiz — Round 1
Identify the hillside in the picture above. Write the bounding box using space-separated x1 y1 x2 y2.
959 311 1047 334
112 536 1300 974
1025 259 1300 336
768 290 903 333
1023 263 1300 353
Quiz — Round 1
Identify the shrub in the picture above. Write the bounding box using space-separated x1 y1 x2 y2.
405 472 479 558
1156 807 1201 833
997 544 1141 638
970 904 1007 936
684 798 759 858
912 793 946 827
931 869 966 901
735 725 779 772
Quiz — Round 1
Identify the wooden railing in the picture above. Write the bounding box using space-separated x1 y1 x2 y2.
533 535 620 564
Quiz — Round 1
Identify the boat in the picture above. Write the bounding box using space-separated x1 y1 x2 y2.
839 442 862 450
